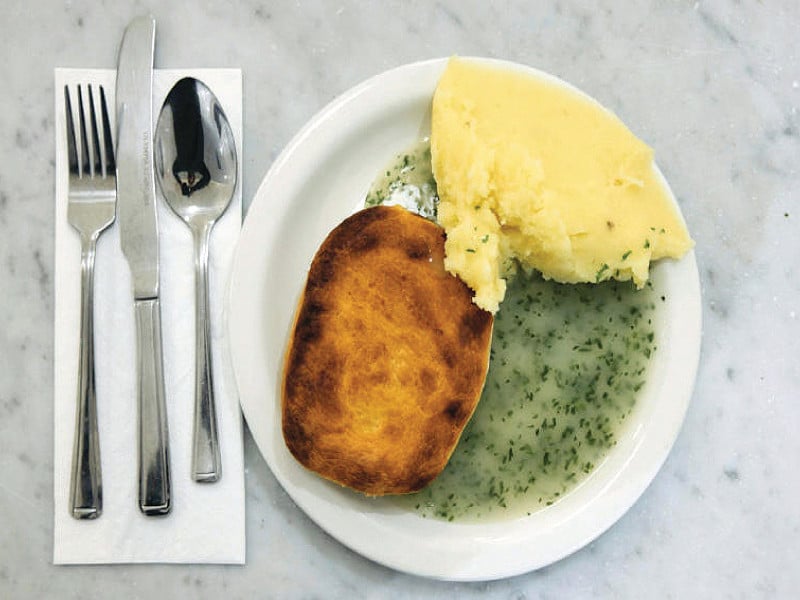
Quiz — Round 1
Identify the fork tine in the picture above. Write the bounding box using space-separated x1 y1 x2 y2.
87 85 103 177
99 86 115 172
64 86 79 176
77 86 91 177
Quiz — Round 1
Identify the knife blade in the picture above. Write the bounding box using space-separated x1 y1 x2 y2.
115 15 172 516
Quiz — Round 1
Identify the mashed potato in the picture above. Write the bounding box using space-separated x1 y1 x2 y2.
431 58 694 313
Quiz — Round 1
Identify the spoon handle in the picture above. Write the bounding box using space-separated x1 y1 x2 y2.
192 227 221 482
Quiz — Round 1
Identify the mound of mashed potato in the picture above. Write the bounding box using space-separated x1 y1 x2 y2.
431 58 694 313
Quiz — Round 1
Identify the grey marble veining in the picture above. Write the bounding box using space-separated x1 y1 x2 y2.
1 0 798 597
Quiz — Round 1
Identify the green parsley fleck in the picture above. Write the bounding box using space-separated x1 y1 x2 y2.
595 263 610 282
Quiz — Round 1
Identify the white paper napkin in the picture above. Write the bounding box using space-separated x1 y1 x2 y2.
53 68 245 564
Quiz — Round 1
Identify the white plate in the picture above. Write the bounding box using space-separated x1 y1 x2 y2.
228 58 701 581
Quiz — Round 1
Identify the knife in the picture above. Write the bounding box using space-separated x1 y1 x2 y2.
115 16 172 515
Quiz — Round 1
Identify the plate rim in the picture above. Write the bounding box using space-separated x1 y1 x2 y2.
228 57 702 580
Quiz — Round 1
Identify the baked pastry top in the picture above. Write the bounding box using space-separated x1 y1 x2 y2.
282 205 493 496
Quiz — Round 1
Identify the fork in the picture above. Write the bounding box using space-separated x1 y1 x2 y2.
65 84 116 519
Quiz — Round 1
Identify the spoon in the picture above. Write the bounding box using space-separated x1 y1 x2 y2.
154 77 237 482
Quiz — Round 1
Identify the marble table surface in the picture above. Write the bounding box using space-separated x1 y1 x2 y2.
2 0 798 597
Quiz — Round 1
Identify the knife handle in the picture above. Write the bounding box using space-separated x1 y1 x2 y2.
134 298 172 516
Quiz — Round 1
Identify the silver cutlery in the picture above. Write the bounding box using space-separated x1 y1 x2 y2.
115 16 172 515
154 77 238 482
65 84 116 519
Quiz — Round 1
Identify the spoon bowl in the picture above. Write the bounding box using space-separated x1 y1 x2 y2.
155 77 237 228
154 77 238 482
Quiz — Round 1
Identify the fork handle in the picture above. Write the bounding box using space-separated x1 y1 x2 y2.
134 298 172 515
70 234 102 519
